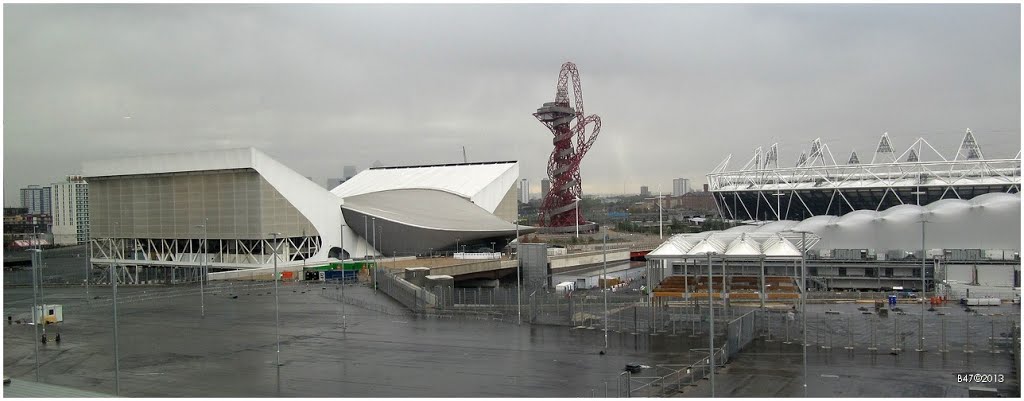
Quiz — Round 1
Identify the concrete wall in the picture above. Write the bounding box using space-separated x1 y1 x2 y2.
429 259 516 277
549 248 630 270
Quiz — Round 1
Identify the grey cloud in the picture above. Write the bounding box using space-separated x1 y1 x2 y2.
3 4 1019 205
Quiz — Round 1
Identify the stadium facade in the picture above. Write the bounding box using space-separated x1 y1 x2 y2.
707 130 1021 221
82 148 530 282
646 192 1020 291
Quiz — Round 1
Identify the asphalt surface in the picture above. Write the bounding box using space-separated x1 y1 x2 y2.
3 282 699 397
676 339 1019 397
4 281 1019 397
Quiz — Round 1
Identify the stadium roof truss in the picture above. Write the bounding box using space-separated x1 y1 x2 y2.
707 130 1021 221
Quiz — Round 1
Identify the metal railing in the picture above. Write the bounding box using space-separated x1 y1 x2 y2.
616 347 727 397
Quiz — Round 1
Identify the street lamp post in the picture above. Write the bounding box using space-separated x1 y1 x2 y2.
798 231 808 397
658 189 663 239
919 217 928 352
269 232 282 367
706 251 716 397
112 222 121 395
85 229 92 302
574 196 582 238
516 221 521 325
603 226 608 349
372 218 377 293
194 219 208 318
31 248 41 382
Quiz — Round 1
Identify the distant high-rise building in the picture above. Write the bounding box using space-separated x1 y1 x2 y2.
344 165 357 180
640 186 650 197
541 179 550 200
673 178 691 196
519 178 530 204
51 175 89 245
327 178 344 189
21 185 52 215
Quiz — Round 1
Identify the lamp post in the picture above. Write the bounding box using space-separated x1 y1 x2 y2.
574 196 582 238
603 226 608 349
918 217 928 352
516 221 521 325
31 248 41 382
269 232 282 367
85 229 91 302
645 192 666 239
112 222 121 395
372 218 377 293
658 188 663 239
194 219 208 318
791 230 809 397
706 251 716 397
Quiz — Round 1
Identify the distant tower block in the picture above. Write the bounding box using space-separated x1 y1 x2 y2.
533 62 602 228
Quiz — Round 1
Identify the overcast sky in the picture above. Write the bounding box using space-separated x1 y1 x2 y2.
3 3 1020 206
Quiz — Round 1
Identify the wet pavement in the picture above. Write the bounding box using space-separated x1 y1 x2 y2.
676 339 1019 397
4 282 1019 397
673 301 1021 397
4 282 699 397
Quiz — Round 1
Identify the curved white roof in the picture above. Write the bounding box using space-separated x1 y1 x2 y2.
331 161 518 214
649 192 1020 259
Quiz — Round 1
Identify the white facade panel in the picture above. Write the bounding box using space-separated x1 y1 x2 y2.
976 265 1015 287
944 264 975 283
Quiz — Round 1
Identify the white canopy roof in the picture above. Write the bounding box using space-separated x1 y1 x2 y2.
647 192 1020 259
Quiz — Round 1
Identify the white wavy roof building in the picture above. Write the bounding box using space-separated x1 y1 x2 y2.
331 161 519 218
648 192 1020 259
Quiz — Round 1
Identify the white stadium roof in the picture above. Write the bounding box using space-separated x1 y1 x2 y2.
648 192 1020 259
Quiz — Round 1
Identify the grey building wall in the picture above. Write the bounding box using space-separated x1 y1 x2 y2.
88 169 317 240
541 179 550 200
520 243 549 291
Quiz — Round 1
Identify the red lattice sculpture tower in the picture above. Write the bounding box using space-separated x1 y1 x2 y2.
533 62 602 228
